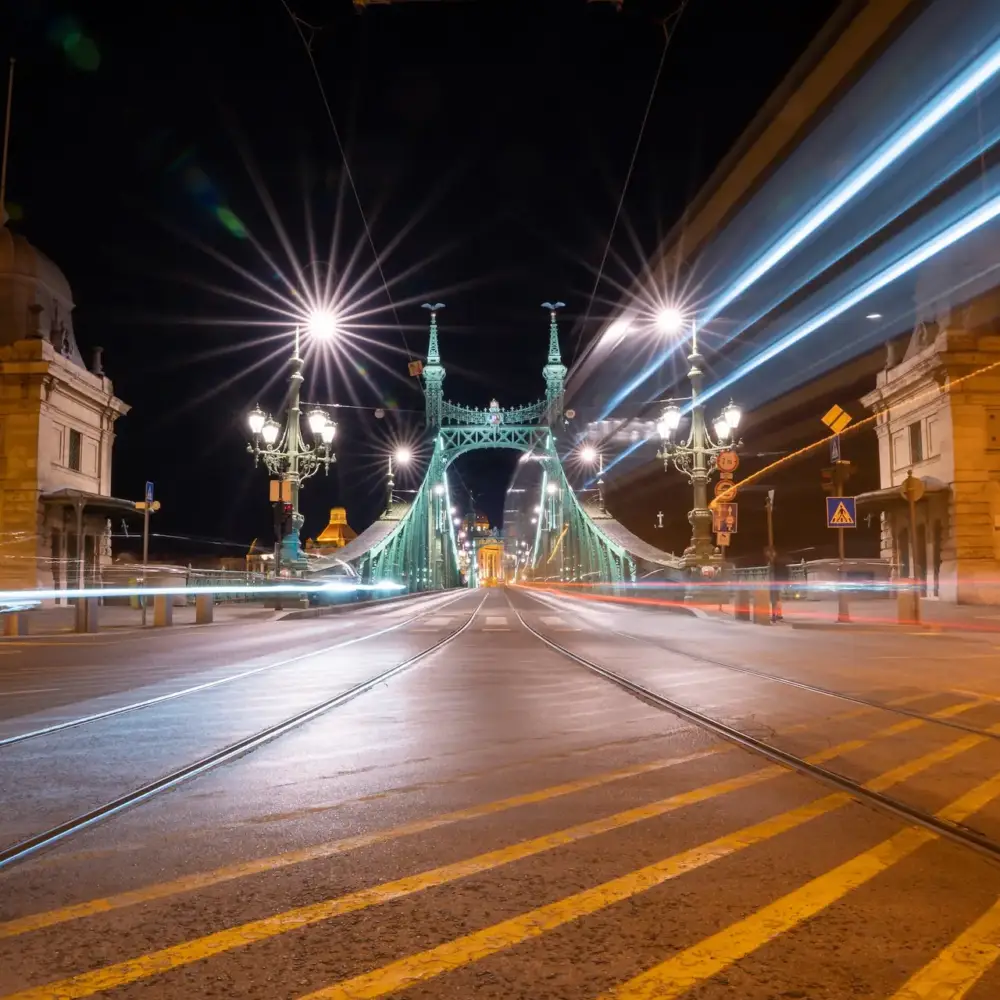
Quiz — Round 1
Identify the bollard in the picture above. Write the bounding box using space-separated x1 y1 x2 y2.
897 589 920 624
153 594 173 627
752 588 772 625
195 593 214 625
3 612 26 637
734 589 751 621
74 597 99 634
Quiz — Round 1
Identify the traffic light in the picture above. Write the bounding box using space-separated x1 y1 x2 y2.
273 502 294 540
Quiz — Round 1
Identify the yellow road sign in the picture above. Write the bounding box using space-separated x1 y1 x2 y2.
821 404 852 434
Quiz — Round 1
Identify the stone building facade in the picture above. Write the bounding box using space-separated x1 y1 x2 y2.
0 226 131 597
860 288 1000 605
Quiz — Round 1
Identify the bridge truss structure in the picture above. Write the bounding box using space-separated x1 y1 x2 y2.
308 305 683 591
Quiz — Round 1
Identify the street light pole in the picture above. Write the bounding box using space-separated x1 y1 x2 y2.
247 312 338 582
656 317 743 571
685 328 714 566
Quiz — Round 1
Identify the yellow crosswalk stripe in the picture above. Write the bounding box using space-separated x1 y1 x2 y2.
0 750 720 940
889 895 1000 999
600 773 1000 999
299 795 850 1000
3 689 965 941
3 699 986 1000
293 728 1000 1000
1 765 786 1000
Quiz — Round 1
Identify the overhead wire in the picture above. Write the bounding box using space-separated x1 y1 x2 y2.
277 0 414 363
571 0 693 365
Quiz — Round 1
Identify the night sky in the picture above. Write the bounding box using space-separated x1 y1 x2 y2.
3 0 838 555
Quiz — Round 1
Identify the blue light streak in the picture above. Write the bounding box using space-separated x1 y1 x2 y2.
594 188 1000 481
695 190 1000 409
0 581 406 605
596 36 1000 421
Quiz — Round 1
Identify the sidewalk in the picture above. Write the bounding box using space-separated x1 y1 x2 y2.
4 602 283 637
698 596 1000 635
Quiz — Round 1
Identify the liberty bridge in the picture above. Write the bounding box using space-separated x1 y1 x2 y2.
307 303 688 591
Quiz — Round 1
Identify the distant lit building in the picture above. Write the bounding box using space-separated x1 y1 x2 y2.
307 507 357 550
861 286 1000 604
0 227 131 597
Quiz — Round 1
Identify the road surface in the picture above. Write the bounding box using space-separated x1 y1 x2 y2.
3 586 1000 999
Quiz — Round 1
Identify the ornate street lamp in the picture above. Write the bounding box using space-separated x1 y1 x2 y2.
579 443 605 512
386 447 411 510
656 315 744 568
246 311 339 570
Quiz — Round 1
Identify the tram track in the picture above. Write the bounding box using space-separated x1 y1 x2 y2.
0 594 486 872
0 590 467 750
509 593 1000 867
524 588 1000 744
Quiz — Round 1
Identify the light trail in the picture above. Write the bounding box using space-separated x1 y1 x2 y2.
0 581 406 606
709 353 1000 507
595 188 1000 484
696 189 1000 410
596 35 1000 421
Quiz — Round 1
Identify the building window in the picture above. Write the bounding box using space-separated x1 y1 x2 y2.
988 408 1000 449
68 429 82 471
908 421 923 464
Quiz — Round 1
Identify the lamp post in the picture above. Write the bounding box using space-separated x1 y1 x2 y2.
387 447 411 511
655 314 743 569
247 312 339 576
579 444 604 511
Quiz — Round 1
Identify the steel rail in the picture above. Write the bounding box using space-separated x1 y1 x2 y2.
509 597 1000 866
0 591 466 749
526 589 1000 745
0 595 485 872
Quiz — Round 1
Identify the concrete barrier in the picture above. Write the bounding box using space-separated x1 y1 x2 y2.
74 598 99 634
195 594 214 625
734 590 751 621
897 590 920 624
3 612 27 636
752 588 772 625
153 594 173 627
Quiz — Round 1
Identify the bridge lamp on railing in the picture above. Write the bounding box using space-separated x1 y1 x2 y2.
386 447 412 508
579 443 605 512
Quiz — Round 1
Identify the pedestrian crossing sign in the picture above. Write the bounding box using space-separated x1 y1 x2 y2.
826 496 857 528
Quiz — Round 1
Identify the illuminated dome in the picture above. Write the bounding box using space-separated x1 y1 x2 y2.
0 227 84 365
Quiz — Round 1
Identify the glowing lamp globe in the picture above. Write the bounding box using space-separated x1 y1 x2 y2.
307 309 339 341
248 406 267 435
723 400 742 430
261 419 281 445
655 306 685 335
307 409 328 435
320 422 336 445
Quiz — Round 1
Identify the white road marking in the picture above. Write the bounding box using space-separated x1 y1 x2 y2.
2 687 61 695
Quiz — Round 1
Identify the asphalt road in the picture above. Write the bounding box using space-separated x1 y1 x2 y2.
3 587 1000 999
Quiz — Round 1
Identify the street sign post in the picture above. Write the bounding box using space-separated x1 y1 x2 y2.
826 497 857 527
830 434 841 463
716 451 739 474
821 404 852 434
716 531 731 547
712 503 738 534
714 479 737 501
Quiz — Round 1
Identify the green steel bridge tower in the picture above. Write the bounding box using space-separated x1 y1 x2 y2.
308 303 685 591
